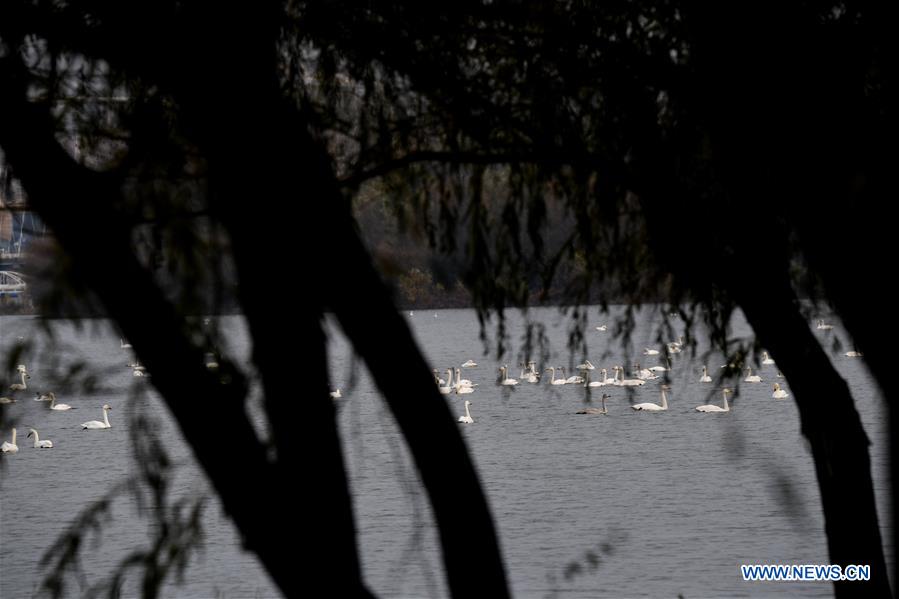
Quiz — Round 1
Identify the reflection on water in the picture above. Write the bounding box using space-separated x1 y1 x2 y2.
0 307 891 597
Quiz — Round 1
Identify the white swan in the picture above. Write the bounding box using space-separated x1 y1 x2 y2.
696 388 731 413
647 358 671 373
643 348 660 356
816 320 833 330
48 393 74 411
329 389 342 399
498 366 519 386
0 396 15 404
576 393 610 415
10 371 30 391
744 367 762 383
81 404 112 429
438 369 454 395
546 367 567 385
699 366 712 383
577 360 596 370
583 372 605 388
120 338 132 349
461 360 478 367
595 325 607 332
632 385 669 411
633 363 658 380
1 428 18 453
845 351 863 357
521 363 540 383
772 383 789 399
614 366 646 387
433 369 446 386
455 368 474 388
26 428 53 448
458 400 474 423
561 367 584 385
132 368 147 377
761 352 775 365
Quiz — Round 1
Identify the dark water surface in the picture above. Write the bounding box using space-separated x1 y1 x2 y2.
0 308 891 598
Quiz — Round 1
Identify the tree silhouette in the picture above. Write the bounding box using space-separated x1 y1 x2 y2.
1 1 895 597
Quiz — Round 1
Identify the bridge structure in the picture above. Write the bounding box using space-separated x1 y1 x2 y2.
0 271 27 299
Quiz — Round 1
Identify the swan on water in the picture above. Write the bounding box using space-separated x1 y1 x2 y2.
845 351 863 357
455 368 475 388
816 320 833 330
560 367 584 384
614 366 646 387
761 352 775 365
633 364 658 380
696 388 731 413
438 369 454 394
26 428 53 448
744 367 762 383
632 385 669 411
10 370 30 391
47 393 74 411
329 389 342 399
595 325 607 332
0 396 15 404
643 348 660 356
461 360 478 367
583 372 605 388
546 367 567 385
772 383 789 399
1 428 18 453
458 400 474 424
120 338 132 349
498 366 519 386
699 366 712 383
82 405 112 429
647 358 671 373
520 363 540 383
576 394 610 415
433 369 446 386
577 360 596 371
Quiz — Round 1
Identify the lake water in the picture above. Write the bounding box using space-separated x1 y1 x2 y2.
0 307 892 598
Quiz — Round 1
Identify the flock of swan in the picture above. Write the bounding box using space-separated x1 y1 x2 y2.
443 321 862 423
1 361 117 454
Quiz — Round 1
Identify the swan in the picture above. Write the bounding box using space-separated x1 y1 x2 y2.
10 371 30 391
576 393 610 415
744 367 762 383
82 404 112 429
461 360 478 367
498 366 519 386
432 369 446 386
458 400 474 423
696 388 731 413
776 371 784 378
816 320 833 330
561 367 584 385
26 428 53 448
546 367 567 385
120 338 132 349
845 351 863 357
455 368 474 388
205 353 219 370
595 325 607 332
699 365 712 383
455 384 475 395
0 396 15 404
129 362 146 371
583 372 605 388
633 363 658 380
599 368 616 385
132 369 147 377
1 428 18 453
577 360 596 371
647 358 671 373
438 369 454 394
632 385 669 411
521 363 540 383
614 366 646 387
643 348 660 356
48 393 74 411
667 337 685 354
761 352 775 365
329 389 342 399
772 383 789 399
